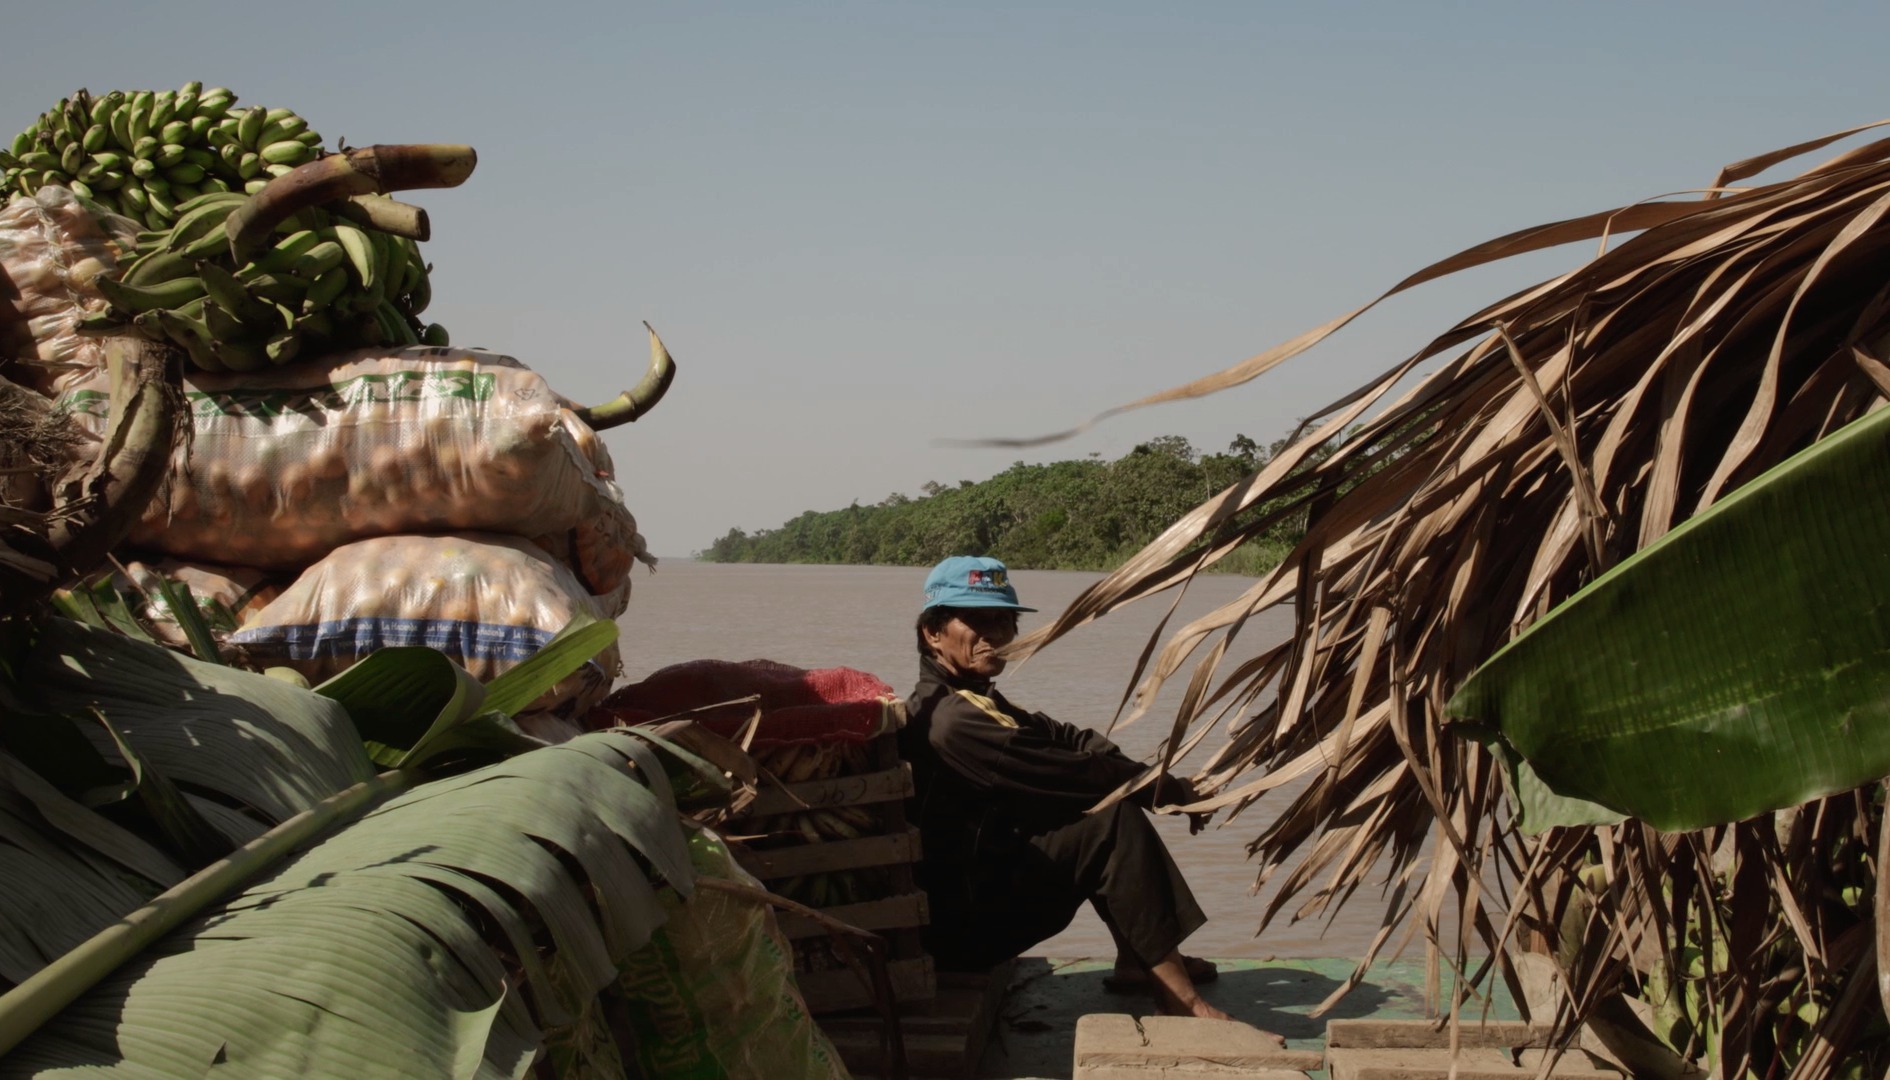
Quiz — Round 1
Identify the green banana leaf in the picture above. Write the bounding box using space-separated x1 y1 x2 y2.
19 619 374 829
88 711 234 866
316 645 489 768
316 613 619 769
0 752 182 988
0 732 692 1078
0 610 700 1072
1448 403 1890 831
1462 729 1627 834
0 624 448 997
144 577 223 664
50 581 156 646
481 613 619 719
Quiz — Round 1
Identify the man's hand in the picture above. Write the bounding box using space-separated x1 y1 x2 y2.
1151 773 1195 807
1151 773 1214 835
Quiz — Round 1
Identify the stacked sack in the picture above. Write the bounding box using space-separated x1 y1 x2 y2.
59 343 652 724
4 170 655 728
0 184 138 395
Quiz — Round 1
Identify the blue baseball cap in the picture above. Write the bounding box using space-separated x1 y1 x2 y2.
922 556 1036 612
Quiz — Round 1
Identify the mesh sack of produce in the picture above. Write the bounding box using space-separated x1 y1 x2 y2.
531 496 654 619
0 185 138 393
105 346 625 567
229 532 619 715
589 660 898 746
609 828 848 1080
117 557 283 647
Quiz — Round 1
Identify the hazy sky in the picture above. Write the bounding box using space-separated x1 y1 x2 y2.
8 2 1888 553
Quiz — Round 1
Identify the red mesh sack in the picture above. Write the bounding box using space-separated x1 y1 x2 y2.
589 659 897 746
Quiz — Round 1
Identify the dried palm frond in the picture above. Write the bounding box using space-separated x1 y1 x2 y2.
1011 121 1890 1072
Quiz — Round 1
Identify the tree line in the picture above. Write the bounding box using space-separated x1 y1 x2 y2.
699 434 1316 574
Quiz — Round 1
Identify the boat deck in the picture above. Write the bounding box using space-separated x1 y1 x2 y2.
975 956 1524 1080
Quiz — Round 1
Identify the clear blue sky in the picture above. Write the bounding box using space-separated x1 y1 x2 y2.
8 2 1888 553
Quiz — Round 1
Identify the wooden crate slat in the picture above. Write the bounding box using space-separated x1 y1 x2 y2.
741 763 915 819
778 891 929 940
820 961 1013 1079
796 954 935 1014
735 826 921 879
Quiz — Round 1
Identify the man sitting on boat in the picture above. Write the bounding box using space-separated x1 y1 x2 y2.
901 555 1264 1028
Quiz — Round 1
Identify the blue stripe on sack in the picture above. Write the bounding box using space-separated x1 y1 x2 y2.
231 617 558 663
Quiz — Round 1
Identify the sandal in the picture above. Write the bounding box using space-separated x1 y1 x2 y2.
1101 955 1219 993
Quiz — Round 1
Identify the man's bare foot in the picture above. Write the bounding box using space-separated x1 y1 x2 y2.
1142 949 1285 1044
1105 953 1217 991
1155 993 1240 1022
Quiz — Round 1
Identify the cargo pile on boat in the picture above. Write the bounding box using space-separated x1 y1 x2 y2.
0 87 671 732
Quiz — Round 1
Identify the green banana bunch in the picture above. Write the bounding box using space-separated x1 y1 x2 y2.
1 85 323 232
4 88 459 371
84 189 449 371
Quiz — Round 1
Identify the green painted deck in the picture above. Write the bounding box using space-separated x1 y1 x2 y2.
976 956 1525 1080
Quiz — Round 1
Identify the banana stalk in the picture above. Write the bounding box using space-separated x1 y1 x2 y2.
225 144 475 262
329 194 430 241
576 322 677 430
0 338 181 615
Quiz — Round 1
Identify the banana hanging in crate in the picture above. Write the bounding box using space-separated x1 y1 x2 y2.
805 809 868 841
756 743 806 780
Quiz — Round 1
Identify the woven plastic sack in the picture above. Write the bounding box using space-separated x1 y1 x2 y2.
0 186 137 394
118 558 283 648
97 346 626 567
612 828 849 1080
230 532 618 716
592 660 898 746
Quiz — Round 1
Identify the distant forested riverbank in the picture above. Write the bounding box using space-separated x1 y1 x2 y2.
699 434 1313 574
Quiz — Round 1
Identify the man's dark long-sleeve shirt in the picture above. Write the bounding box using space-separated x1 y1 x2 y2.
900 655 1147 870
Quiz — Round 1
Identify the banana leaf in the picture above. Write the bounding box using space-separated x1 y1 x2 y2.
0 753 182 989
316 614 619 770
481 613 619 719
88 711 234 867
16 619 374 830
0 732 691 1078
1448 403 1890 831
315 646 489 768
1463 729 1626 835
50 581 155 646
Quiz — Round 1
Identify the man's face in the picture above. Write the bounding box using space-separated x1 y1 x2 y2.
924 607 1020 680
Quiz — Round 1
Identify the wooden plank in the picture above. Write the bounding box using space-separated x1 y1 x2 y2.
796 954 935 1014
1515 1048 1629 1078
1327 1046 1620 1080
829 1033 984 1079
821 961 1013 1079
1330 1051 1519 1080
1080 1068 1309 1080
819 964 1011 1037
733 826 920 879
1075 1015 1325 1073
778 891 929 940
741 763 914 818
1081 1069 1309 1080
948 961 1011 1077
1325 1018 1552 1050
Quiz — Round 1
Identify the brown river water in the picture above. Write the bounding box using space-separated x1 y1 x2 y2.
615 559 1427 960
